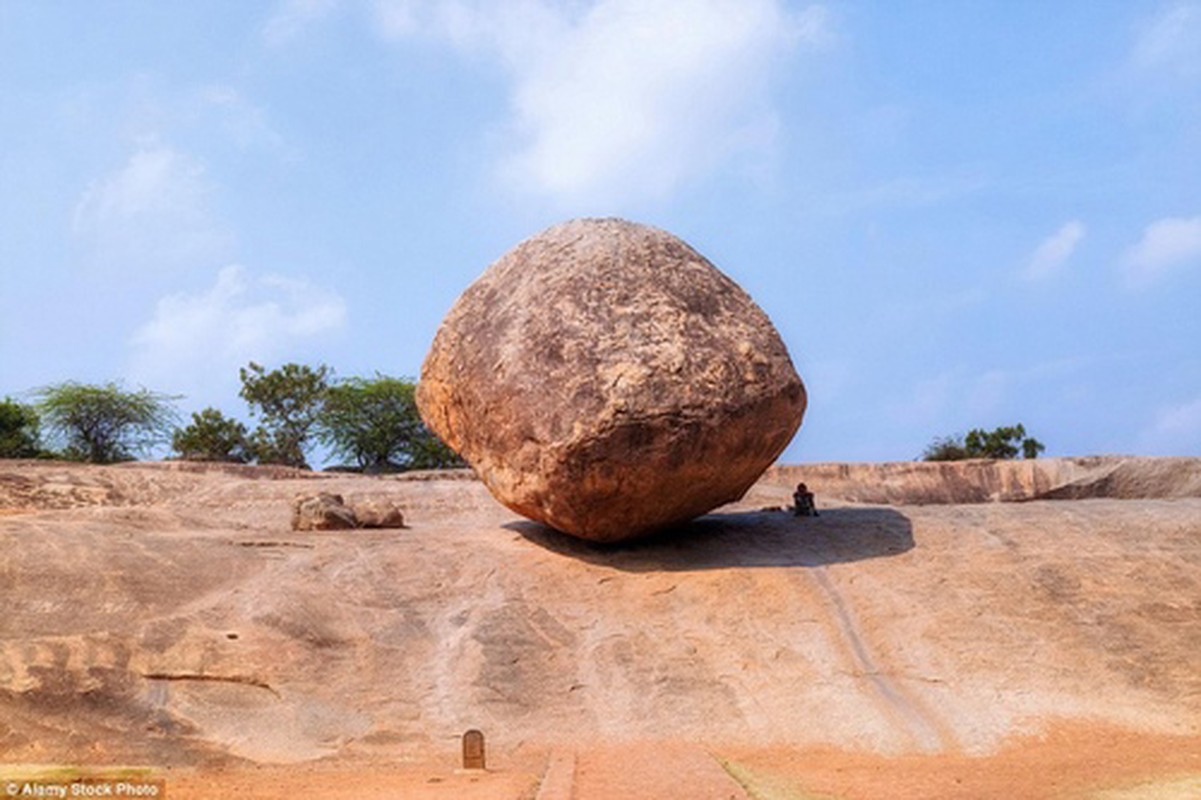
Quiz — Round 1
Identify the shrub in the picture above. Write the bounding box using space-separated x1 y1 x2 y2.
922 424 1045 461
0 397 41 458
172 408 251 463
920 435 968 462
34 382 178 463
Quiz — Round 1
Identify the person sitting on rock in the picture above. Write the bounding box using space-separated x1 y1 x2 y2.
793 482 819 517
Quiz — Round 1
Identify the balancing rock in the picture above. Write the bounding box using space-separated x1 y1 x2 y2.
416 218 805 542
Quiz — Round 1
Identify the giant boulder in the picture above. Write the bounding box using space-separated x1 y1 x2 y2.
416 218 806 542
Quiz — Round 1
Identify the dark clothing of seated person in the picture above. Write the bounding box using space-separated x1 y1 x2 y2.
793 482 819 517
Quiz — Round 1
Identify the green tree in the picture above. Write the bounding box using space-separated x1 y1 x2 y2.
238 361 331 469
1021 436 1047 460
34 382 178 463
922 424 1045 462
0 397 42 458
920 435 968 462
408 429 466 471
318 375 464 472
172 408 251 463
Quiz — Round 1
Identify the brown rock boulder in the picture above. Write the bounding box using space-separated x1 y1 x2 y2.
291 493 408 531
354 498 407 529
417 218 806 542
291 492 358 531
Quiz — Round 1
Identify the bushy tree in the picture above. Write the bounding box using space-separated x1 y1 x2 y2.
407 429 466 471
318 375 464 472
1021 436 1046 460
0 398 41 458
921 435 968 462
34 382 178 463
922 424 1045 461
172 408 251 463
238 362 331 469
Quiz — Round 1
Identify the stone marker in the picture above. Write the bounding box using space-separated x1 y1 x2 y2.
417 217 806 542
462 729 485 770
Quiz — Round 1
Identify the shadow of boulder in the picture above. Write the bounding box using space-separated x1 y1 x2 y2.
508 507 914 572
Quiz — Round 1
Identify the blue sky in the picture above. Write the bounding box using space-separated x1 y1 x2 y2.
2 0 1199 463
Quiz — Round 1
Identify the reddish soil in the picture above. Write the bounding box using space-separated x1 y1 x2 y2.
725 723 1201 800
93 724 1201 799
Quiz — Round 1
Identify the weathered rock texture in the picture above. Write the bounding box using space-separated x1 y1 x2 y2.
763 455 1201 506
3 459 1201 774
292 492 358 531
353 497 406 529
291 492 407 531
416 218 806 542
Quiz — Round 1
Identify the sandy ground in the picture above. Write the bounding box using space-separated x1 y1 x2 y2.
10 725 1200 799
1 458 1200 798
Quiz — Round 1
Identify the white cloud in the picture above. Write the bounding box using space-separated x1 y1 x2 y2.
1131 2 1201 78
1121 215 1201 287
1021 220 1086 282
71 145 233 270
129 265 347 400
1139 395 1201 454
371 0 830 206
264 0 344 45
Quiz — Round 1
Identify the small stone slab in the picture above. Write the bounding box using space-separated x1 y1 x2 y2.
462 728 485 770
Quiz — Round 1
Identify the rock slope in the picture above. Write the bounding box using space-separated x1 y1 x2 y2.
764 456 1201 505
1 458 1199 771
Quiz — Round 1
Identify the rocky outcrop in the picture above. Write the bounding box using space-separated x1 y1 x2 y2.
416 218 806 542
3 460 1200 769
292 492 358 531
762 456 1201 505
290 493 407 531
353 498 406 529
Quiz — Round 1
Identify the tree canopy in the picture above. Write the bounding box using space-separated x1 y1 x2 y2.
34 382 178 463
0 397 41 458
172 407 251 463
11 365 463 471
922 424 1045 461
319 375 464 472
238 362 332 469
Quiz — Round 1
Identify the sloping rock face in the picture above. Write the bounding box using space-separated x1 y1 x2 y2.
763 456 1201 505
417 218 806 542
4 461 1201 770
